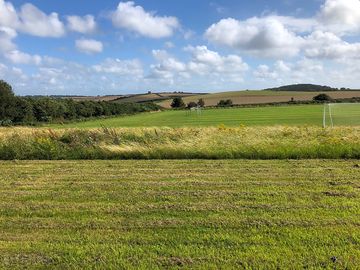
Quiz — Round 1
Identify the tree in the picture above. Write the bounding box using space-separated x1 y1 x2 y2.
217 99 233 107
171 97 185 108
313 93 332 102
197 98 205 107
0 80 16 120
187 101 197 109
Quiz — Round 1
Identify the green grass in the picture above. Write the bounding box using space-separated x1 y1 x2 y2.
52 105 325 129
0 160 359 269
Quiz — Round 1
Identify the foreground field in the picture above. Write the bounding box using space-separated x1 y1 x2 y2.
1 126 360 159
53 105 325 128
0 160 359 269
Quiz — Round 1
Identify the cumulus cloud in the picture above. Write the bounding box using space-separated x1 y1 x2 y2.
205 17 303 58
67 15 97 34
204 0 360 59
75 39 103 54
304 30 360 59
148 46 248 85
93 58 143 77
0 0 19 28
318 0 360 34
0 27 17 52
111 1 180 38
17 3 65 37
0 0 65 37
5 49 42 65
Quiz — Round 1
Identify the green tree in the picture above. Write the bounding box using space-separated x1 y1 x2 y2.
0 80 16 120
217 99 233 107
187 101 197 108
197 98 205 107
171 97 185 108
313 94 332 102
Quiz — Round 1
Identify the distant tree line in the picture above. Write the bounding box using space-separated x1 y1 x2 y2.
265 84 351 92
0 80 160 125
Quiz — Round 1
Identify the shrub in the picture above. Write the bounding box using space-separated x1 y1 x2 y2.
217 99 233 107
198 98 205 107
313 94 333 102
171 97 185 108
187 101 197 108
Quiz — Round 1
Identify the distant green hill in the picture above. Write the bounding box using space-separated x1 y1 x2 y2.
265 84 344 92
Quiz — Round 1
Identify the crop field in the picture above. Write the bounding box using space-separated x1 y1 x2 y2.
114 92 200 104
53 104 326 129
158 90 360 108
0 160 359 269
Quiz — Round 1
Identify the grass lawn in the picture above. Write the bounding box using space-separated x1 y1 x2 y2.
0 160 359 269
52 105 325 128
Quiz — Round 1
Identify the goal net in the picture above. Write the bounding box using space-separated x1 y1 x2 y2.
323 103 360 127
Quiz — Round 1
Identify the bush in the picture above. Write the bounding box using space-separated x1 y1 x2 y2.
171 97 185 108
198 98 205 107
187 102 197 108
313 94 333 102
217 99 233 107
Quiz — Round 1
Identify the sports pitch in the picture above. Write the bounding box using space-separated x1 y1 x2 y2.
54 104 325 128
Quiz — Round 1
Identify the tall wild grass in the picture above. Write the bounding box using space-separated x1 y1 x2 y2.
0 126 359 159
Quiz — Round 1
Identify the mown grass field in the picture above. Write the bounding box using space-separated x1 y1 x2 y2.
53 104 325 129
0 160 359 269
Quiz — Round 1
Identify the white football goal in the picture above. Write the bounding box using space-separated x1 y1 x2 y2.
323 103 360 127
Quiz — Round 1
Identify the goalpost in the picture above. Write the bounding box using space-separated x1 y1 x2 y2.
323 103 360 127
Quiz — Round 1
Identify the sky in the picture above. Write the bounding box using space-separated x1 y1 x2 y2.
1 0 360 95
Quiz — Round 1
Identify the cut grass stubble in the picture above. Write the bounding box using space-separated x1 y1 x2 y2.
0 160 359 269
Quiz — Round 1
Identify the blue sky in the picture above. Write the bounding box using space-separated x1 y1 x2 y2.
1 0 360 95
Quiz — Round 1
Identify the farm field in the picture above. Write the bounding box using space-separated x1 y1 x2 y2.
113 92 201 104
0 160 359 269
53 104 325 128
158 90 360 108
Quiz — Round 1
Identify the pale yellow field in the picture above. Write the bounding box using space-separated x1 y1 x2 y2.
158 90 360 107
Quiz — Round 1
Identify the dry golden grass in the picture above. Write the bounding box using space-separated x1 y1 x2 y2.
159 90 360 107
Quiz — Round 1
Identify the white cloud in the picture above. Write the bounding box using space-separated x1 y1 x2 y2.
75 39 103 54
318 0 360 35
18 3 65 37
0 26 17 52
93 58 143 77
253 64 278 79
111 1 180 38
5 50 42 65
0 0 19 28
204 0 360 59
186 46 248 74
304 30 360 59
205 17 303 58
148 46 248 85
0 0 65 38
67 15 97 34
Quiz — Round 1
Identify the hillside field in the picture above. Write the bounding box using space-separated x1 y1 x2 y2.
158 90 360 108
53 105 326 128
0 159 359 269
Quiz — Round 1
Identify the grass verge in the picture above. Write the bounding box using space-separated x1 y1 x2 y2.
0 126 360 159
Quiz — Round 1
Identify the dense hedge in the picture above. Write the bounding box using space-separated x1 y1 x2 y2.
0 80 160 125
